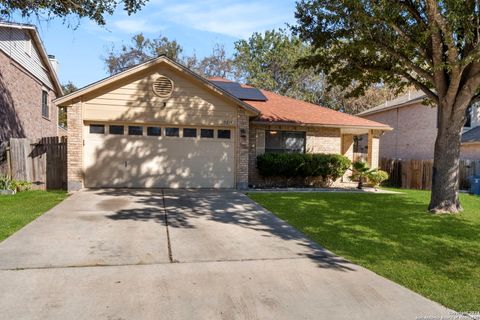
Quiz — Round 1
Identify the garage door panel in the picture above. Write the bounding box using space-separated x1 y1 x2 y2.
84 131 235 188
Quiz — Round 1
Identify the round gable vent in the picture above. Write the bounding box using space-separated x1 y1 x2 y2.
152 75 174 98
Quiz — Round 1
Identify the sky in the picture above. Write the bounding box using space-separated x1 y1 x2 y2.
13 0 297 88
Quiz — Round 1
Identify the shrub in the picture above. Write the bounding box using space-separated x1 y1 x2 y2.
351 160 371 189
257 153 351 186
0 175 13 191
367 169 389 189
11 180 32 192
0 175 32 192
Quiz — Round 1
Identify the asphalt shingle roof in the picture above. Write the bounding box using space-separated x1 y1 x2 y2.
209 78 391 129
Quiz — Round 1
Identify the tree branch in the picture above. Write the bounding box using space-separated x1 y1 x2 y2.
400 71 439 104
376 42 433 82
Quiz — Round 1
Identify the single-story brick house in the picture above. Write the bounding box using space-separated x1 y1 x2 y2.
55 56 391 191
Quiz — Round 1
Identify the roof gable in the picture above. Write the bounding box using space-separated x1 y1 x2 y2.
54 56 259 115
0 22 62 94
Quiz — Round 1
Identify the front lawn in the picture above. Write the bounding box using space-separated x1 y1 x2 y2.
0 190 67 242
248 189 480 311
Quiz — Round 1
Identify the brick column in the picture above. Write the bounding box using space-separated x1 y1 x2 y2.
67 102 83 191
341 134 354 161
236 108 249 189
367 130 381 169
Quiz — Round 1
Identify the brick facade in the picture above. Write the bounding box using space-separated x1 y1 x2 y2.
362 103 437 160
236 108 249 189
306 127 341 153
362 102 480 160
0 50 58 142
67 102 83 191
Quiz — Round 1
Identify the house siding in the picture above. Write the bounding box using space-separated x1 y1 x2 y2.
0 49 58 141
0 27 54 90
81 65 238 126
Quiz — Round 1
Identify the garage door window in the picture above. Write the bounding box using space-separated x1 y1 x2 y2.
90 124 105 134
201 129 214 138
147 127 162 136
128 126 143 136
109 125 124 135
218 129 231 139
165 127 180 137
183 128 197 138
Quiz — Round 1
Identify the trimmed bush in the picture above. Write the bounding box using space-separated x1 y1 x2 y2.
367 169 389 188
256 153 351 186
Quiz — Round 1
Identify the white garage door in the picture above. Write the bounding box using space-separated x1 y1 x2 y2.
83 124 235 188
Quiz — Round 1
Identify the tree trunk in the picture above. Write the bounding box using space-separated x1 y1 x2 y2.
429 108 463 214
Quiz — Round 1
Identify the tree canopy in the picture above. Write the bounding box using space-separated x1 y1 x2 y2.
0 0 148 25
104 33 182 75
233 29 325 104
294 0 480 213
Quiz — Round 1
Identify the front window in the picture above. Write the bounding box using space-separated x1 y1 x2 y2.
42 91 49 118
265 130 306 153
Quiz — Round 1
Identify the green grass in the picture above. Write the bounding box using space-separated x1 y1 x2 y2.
248 189 480 311
0 190 67 242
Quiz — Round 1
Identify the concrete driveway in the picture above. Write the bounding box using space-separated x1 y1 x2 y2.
0 189 449 319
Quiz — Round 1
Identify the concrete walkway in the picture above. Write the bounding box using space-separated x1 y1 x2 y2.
0 189 449 319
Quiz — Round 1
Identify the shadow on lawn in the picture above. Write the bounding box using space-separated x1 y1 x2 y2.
100 188 354 271
264 192 480 281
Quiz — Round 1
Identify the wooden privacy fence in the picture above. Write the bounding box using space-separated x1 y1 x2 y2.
381 158 480 190
6 137 67 190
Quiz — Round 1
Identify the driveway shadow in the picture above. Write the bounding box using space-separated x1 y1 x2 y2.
101 189 354 271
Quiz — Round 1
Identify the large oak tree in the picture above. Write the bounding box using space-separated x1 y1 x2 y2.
294 0 480 213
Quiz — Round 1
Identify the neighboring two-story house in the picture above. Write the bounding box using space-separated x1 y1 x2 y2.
358 91 480 160
0 21 63 142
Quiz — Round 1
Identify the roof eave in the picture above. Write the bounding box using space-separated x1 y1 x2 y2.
357 97 426 116
250 120 392 131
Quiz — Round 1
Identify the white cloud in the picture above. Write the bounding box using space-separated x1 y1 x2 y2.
113 18 165 34
159 0 295 38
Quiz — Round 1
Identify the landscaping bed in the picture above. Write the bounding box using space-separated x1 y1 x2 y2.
248 189 480 311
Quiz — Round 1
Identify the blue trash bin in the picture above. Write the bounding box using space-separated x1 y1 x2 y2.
470 175 480 195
